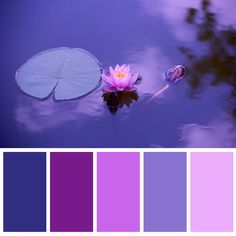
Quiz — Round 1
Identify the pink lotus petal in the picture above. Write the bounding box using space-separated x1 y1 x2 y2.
109 66 115 76
117 87 125 91
113 74 128 84
103 85 118 93
124 86 137 92
127 74 139 86
103 64 139 93
115 64 120 70
102 74 114 85
120 64 126 69
124 65 130 74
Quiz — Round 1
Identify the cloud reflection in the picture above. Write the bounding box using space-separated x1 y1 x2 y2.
15 89 105 132
127 46 170 95
179 117 236 147
141 0 236 41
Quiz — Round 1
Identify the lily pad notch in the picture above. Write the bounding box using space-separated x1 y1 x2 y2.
15 47 102 100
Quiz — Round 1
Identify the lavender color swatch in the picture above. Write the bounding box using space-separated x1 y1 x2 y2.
50 152 93 232
144 152 186 232
191 152 233 232
97 152 140 232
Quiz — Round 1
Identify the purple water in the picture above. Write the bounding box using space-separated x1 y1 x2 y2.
0 0 236 147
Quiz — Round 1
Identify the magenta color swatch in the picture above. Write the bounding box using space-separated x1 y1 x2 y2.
50 152 93 232
191 152 233 232
97 152 140 232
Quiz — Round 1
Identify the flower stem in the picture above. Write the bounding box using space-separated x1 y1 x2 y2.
143 84 170 107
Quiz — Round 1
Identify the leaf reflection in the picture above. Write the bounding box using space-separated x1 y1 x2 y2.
180 0 236 118
102 91 139 115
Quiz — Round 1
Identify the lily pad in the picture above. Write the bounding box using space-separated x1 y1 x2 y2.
15 47 102 100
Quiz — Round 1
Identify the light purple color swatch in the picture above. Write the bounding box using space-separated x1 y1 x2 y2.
97 152 140 232
191 152 233 232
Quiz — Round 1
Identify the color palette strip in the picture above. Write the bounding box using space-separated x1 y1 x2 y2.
97 152 140 232
1 151 235 233
50 152 93 232
144 152 186 232
4 152 46 232
191 152 233 232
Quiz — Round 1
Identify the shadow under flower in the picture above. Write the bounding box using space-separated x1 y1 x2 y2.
102 91 139 115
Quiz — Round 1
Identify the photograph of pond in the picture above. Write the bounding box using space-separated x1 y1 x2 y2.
0 0 235 147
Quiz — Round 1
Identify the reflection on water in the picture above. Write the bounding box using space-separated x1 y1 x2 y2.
103 91 139 115
180 0 236 119
15 89 105 132
142 0 236 41
179 116 236 148
127 47 169 95
177 0 236 147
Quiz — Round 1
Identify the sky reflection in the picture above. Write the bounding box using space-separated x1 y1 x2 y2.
15 89 105 132
141 0 236 41
127 47 169 96
179 116 236 147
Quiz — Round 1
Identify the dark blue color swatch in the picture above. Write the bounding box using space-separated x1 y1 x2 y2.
4 152 46 232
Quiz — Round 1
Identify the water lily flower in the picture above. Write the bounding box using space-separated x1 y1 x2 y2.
164 65 186 83
102 64 139 92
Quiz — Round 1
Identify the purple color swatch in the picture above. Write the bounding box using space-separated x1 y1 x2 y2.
144 152 186 232
191 152 233 232
97 152 140 232
50 152 93 232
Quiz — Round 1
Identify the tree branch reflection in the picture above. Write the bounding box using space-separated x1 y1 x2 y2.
180 0 236 117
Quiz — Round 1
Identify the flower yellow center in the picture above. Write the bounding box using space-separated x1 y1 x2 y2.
115 72 126 79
